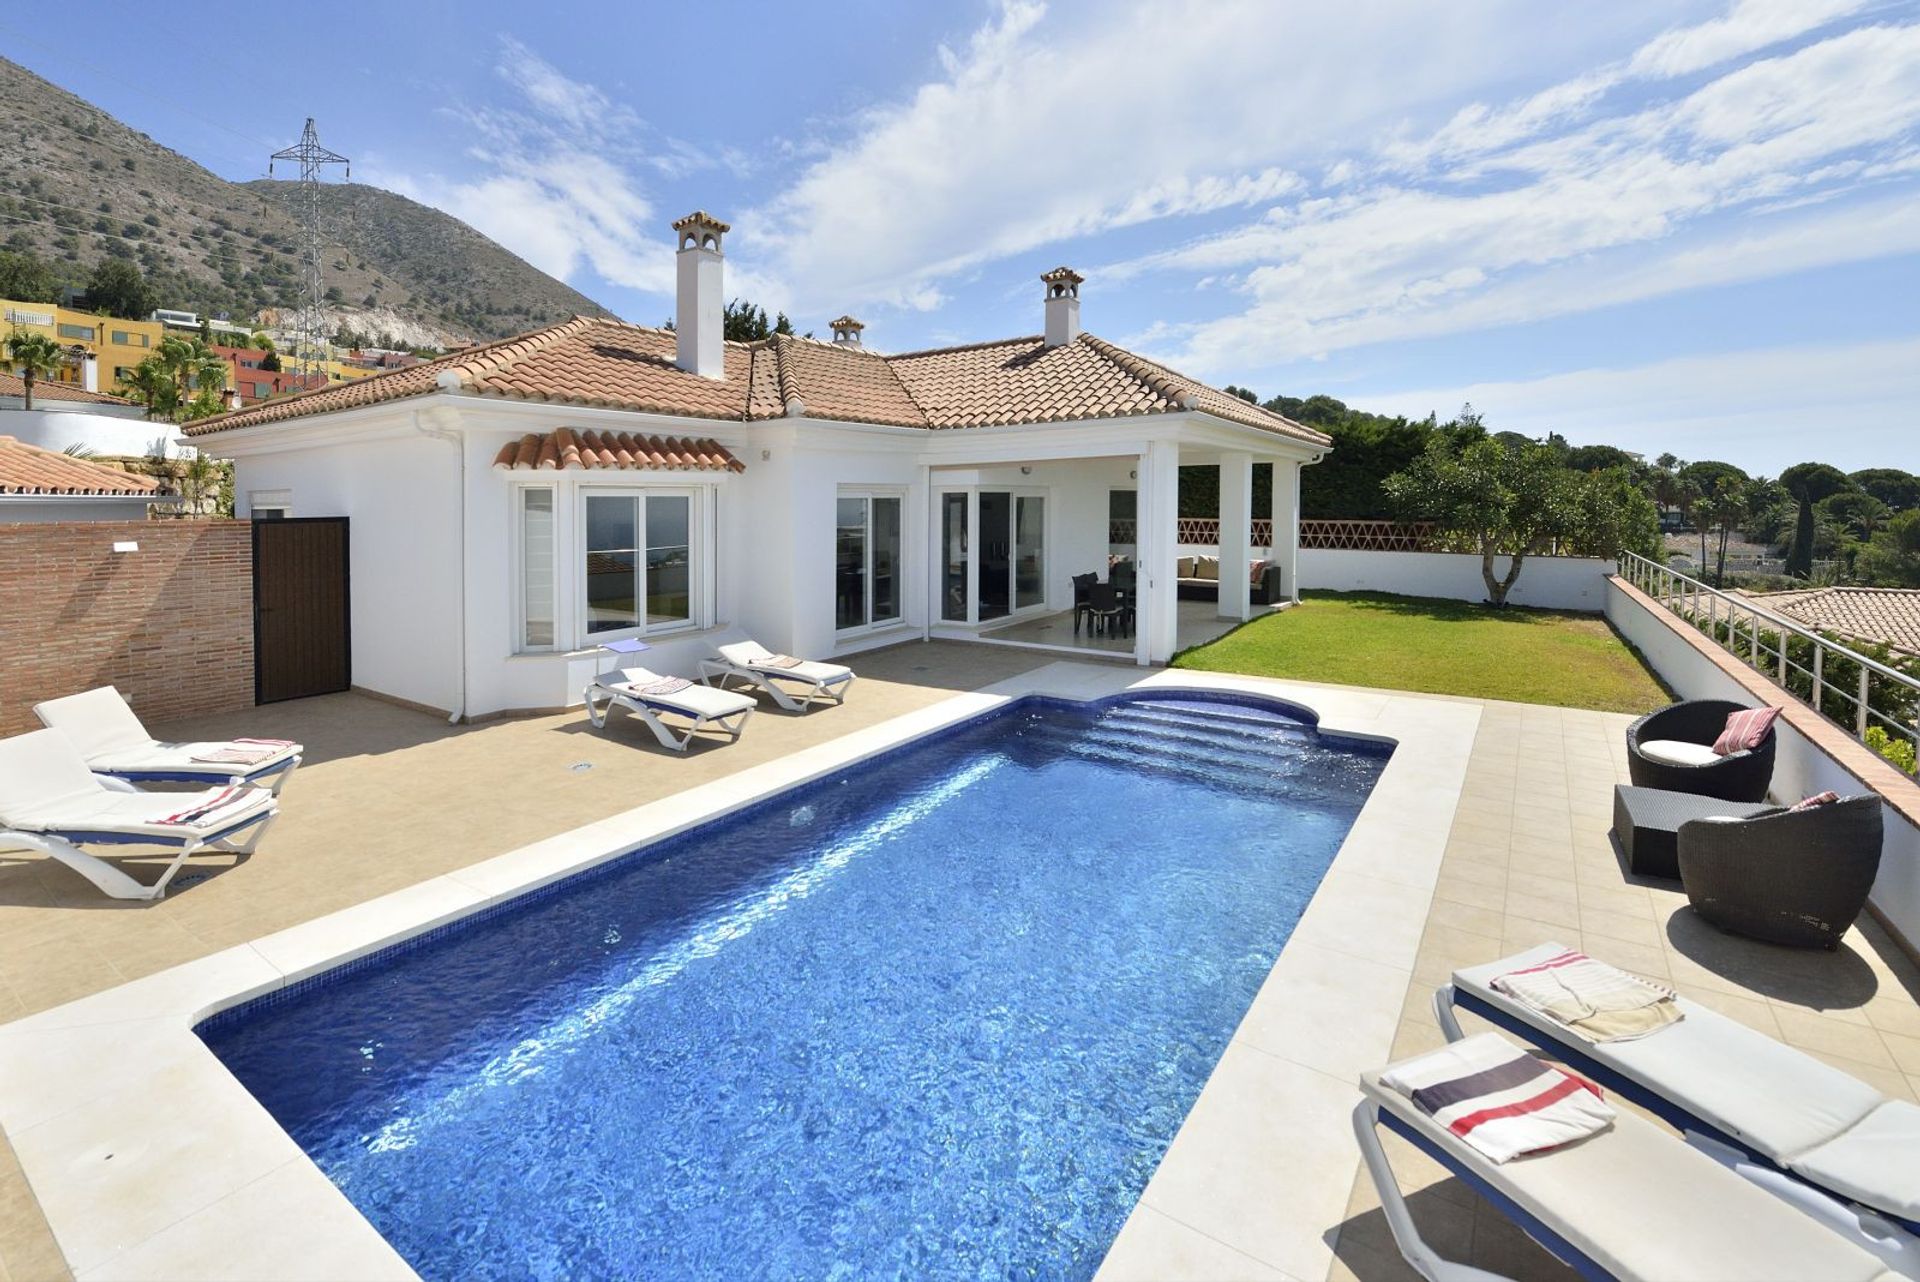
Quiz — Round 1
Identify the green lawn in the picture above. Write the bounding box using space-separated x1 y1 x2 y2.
1172 590 1669 713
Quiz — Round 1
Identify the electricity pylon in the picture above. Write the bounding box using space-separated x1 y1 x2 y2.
270 119 350 382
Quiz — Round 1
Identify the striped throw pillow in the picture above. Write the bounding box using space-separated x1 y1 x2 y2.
1789 790 1841 812
1711 706 1780 755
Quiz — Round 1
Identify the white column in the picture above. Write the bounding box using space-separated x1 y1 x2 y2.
1219 451 1252 621
1137 440 1181 663
1275 459 1301 603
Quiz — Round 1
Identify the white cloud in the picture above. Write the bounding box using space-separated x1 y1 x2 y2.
1124 20 1920 373
1349 336 1920 472
1626 0 1869 79
753 0 1662 311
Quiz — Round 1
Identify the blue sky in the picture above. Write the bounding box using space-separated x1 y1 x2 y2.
9 1 1919 474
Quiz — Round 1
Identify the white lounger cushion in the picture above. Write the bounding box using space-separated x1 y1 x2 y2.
1362 1068 1891 1282
717 641 851 684
1791 1100 1920 1222
34 687 300 775
1457 945 1884 1162
0 729 272 839
598 669 757 717
1637 738 1725 767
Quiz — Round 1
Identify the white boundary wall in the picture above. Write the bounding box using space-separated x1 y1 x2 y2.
1606 577 1920 944
1299 549 1613 612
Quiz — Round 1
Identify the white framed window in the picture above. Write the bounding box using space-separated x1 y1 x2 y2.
516 486 558 651
248 489 291 520
836 489 904 632
581 488 701 639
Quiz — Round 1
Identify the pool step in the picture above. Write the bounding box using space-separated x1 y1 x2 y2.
1009 717 1355 800
1096 708 1310 759
1111 700 1310 736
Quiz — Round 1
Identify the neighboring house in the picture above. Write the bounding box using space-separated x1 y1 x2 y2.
0 434 164 522
1747 587 1920 658
183 211 1330 721
2 299 164 394
0 372 179 458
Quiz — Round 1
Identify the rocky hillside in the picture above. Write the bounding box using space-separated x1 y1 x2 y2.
0 56 612 344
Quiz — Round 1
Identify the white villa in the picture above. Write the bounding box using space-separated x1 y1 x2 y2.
183 211 1330 721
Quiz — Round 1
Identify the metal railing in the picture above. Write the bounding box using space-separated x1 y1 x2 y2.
1621 552 1920 768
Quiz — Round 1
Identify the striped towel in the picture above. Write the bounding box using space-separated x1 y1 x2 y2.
155 785 267 830
233 737 296 748
192 740 291 759
1381 1033 1614 1163
757 654 804 670
631 678 692 697
1492 948 1682 1042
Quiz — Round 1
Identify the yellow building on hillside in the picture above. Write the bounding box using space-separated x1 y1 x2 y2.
0 299 165 394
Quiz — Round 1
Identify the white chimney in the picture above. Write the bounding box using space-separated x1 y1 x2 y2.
1041 266 1083 347
830 315 865 348
673 211 729 379
80 350 98 393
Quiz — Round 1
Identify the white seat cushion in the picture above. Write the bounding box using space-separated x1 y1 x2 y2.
1362 1066 1888 1282
1638 738 1723 768
1790 1100 1920 1223
1455 946 1884 1162
32 686 154 760
86 741 301 775
599 671 755 718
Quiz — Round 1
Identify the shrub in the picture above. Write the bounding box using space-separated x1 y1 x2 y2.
1866 726 1917 776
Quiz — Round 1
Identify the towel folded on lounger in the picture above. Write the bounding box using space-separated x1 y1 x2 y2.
156 785 265 829
191 743 290 766
1381 1032 1615 1163
757 654 804 669
630 678 692 697
1492 947 1681 1043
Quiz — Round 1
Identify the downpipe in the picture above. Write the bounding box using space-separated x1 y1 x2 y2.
415 402 467 724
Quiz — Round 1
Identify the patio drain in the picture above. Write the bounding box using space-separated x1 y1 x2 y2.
568 761 594 772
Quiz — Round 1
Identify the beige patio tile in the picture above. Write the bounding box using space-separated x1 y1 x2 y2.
1883 1030 1920 1076
1502 892 1580 931
1681 987 1782 1037
1505 869 1579 905
1863 997 1920 1041
1502 918 1580 953
1578 907 1664 950
1576 884 1657 920
1424 899 1505 943
1769 1007 1896 1069
1430 872 1505 913
1579 935 1670 980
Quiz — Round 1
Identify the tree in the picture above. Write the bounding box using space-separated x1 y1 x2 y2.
1779 462 1854 577
1819 490 1892 542
259 349 282 372
4 328 65 409
1699 484 1749 586
117 357 179 420
0 249 59 303
1850 468 1920 513
1855 511 1920 588
721 298 795 342
86 259 153 320
1678 462 1748 568
1564 443 1637 473
1382 437 1582 606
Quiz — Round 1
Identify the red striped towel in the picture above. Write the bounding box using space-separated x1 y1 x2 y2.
1382 1033 1614 1163
1492 948 1680 1042
155 785 267 830
233 737 296 748
192 744 289 765
631 678 692 697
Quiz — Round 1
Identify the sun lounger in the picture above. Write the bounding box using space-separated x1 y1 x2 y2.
0 729 278 901
1356 1035 1898 1282
1435 943 1920 1271
584 667 756 751
34 686 303 796
699 641 854 713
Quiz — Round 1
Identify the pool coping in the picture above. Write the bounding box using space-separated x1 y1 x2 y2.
0 663 1478 1282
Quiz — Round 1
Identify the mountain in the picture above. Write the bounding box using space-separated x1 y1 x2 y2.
0 56 613 345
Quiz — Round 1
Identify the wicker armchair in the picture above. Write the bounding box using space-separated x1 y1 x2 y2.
1625 699 1776 803
1677 796 1883 949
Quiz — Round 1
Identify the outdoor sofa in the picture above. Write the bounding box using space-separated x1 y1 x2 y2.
1174 554 1285 604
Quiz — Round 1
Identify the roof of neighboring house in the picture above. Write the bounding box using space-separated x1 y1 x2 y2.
1747 586 1920 657
492 429 745 474
181 316 1329 447
0 373 138 407
0 436 162 497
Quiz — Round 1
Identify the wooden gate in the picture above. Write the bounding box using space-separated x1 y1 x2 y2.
252 517 350 704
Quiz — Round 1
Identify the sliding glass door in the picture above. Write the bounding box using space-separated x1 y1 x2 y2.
936 487 1046 624
836 492 903 632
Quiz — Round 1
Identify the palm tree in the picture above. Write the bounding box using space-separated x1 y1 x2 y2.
5 329 65 410
117 357 178 421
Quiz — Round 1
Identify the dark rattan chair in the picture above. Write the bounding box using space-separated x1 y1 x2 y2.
1071 572 1098 635
1626 699 1776 803
1677 796 1883 949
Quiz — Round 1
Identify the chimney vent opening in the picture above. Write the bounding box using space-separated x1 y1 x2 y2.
830 315 866 348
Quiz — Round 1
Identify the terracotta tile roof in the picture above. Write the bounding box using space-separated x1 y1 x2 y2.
491 428 744 474
0 374 137 407
183 315 1329 447
1746 586 1920 657
0 436 161 496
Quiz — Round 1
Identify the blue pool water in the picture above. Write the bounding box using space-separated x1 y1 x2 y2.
201 694 1388 1280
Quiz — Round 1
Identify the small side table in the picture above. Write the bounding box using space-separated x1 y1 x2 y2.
1612 785 1774 881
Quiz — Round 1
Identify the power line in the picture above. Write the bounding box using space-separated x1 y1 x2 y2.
269 119 349 380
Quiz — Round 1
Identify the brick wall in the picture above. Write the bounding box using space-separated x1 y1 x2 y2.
0 520 253 736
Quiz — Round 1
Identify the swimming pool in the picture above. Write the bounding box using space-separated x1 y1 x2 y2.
201 692 1389 1280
